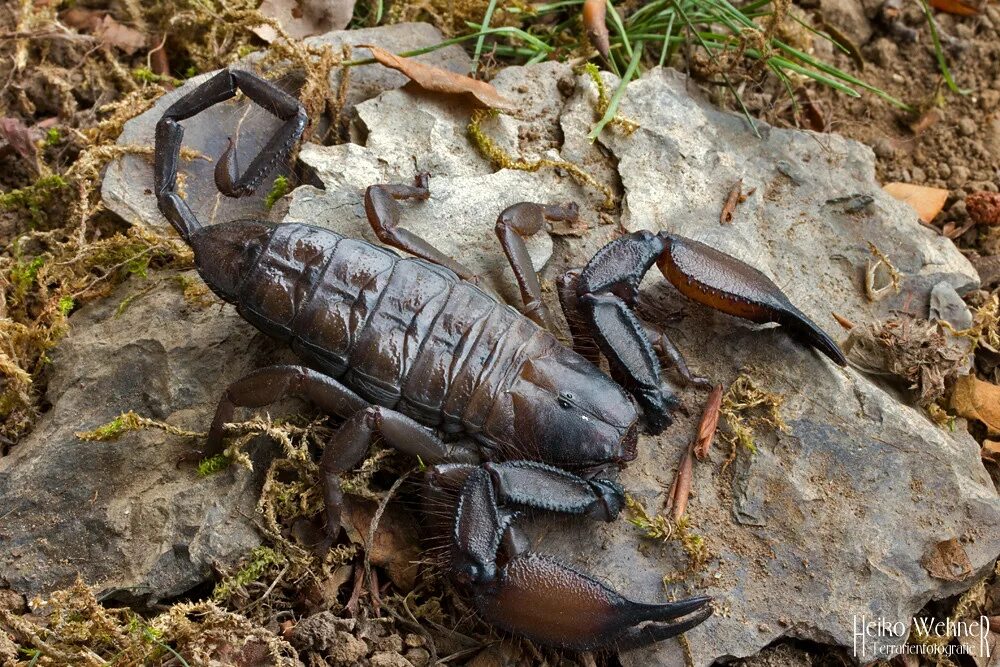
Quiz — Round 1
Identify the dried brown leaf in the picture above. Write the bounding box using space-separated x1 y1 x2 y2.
341 496 420 591
666 443 694 522
0 117 37 159
60 8 146 54
909 108 943 135
254 0 357 42
883 182 949 223
720 179 743 224
929 0 980 15
951 374 1000 434
693 385 723 460
831 311 855 330
582 0 610 59
361 44 516 111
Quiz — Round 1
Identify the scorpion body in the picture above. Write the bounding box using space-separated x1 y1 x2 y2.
195 217 637 466
152 67 845 652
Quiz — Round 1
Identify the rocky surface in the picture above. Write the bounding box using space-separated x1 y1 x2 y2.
22 36 1000 667
0 272 273 602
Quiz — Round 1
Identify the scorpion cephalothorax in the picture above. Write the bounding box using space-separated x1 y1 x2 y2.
153 67 845 652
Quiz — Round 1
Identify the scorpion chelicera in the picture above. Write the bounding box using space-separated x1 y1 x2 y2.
153 68 846 652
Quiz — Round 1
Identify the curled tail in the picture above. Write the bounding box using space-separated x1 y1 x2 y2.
153 68 307 243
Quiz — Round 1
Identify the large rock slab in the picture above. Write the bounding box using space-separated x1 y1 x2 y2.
24 49 1000 667
0 273 276 602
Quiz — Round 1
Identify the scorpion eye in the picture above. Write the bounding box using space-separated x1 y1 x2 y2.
558 392 574 409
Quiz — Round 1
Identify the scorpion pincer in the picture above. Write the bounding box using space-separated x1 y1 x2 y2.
153 68 846 652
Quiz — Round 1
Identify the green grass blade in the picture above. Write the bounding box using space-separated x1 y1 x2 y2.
588 40 645 141
916 0 969 94
472 0 501 75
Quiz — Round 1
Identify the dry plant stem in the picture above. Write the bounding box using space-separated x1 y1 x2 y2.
864 241 902 301
694 384 723 459
665 440 695 521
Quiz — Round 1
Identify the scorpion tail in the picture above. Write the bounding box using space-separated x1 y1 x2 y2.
153 68 307 244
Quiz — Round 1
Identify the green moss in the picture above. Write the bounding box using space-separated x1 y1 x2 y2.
57 295 75 315
10 256 44 302
197 454 231 477
213 546 286 601
44 128 61 146
264 175 290 210
0 174 68 228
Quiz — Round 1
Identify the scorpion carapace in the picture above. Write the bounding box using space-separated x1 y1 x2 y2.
153 67 845 652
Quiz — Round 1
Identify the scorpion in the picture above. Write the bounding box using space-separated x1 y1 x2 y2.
153 68 846 652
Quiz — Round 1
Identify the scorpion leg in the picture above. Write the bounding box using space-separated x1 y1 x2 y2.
577 231 846 432
365 173 476 279
206 364 368 457
320 406 478 539
206 364 478 539
154 69 307 240
452 461 712 650
494 201 579 329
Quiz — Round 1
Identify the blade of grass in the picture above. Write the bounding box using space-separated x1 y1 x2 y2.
343 27 554 67
916 0 968 94
659 11 676 66
588 40 644 141
471 0 500 75
767 56 861 97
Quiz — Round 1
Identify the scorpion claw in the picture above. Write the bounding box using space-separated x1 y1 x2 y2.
656 234 847 366
472 553 712 651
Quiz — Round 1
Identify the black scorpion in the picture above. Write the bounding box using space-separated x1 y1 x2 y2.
153 68 846 651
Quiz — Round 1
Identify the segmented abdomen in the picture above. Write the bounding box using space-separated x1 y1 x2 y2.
235 223 548 432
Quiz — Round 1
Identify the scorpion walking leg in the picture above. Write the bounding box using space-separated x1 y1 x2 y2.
206 364 477 539
364 173 476 279
452 461 712 650
207 364 368 457
154 69 307 240
494 201 579 329
320 407 477 539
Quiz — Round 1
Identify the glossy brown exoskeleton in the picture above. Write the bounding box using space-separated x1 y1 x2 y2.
154 68 846 652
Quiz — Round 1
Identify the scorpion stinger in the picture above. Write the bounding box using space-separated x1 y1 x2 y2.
573 230 847 433
153 69 308 241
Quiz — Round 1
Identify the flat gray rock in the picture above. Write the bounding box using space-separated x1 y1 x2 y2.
0 273 273 602
14 50 998 667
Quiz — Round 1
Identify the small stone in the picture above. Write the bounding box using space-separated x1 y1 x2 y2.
329 632 370 665
980 89 1000 111
372 633 403 654
404 633 425 648
867 38 898 67
370 653 414 667
949 165 970 188
0 590 26 614
911 167 927 183
958 117 977 137
938 162 952 179
405 648 431 667
873 137 896 159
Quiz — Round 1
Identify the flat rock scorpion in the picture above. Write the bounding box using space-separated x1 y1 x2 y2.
153 68 846 652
